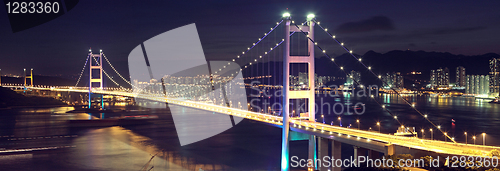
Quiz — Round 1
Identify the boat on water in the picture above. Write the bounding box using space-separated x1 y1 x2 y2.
489 98 500 104
352 103 365 110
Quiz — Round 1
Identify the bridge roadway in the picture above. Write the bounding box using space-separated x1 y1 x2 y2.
10 86 500 157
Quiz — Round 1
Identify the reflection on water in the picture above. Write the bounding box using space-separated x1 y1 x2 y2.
376 94 500 144
70 126 230 171
0 104 246 171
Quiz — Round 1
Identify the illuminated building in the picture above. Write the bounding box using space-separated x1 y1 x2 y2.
382 72 404 89
345 70 361 86
466 75 489 95
430 67 449 88
489 58 500 96
456 66 466 87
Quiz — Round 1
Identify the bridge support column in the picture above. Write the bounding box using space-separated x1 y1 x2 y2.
367 149 380 160
317 137 328 171
307 135 316 170
281 14 291 171
353 146 367 159
385 144 414 156
331 140 341 171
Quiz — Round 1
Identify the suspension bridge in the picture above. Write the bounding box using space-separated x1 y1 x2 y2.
2 13 500 171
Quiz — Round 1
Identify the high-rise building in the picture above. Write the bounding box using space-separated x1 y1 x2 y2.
382 72 404 88
444 67 450 86
430 67 450 87
346 70 361 86
298 72 308 86
430 70 436 86
466 75 490 95
490 58 500 96
456 66 466 87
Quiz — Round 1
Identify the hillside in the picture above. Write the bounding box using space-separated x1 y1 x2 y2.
0 87 66 108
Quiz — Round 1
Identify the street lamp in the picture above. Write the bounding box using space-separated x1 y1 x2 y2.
482 133 486 146
338 117 341 126
421 129 424 139
430 128 433 140
444 132 447 142
473 136 476 145
464 132 467 145
321 114 324 123
356 119 360 129
376 122 380 133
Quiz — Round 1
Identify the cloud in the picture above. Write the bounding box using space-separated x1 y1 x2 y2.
335 16 395 34
426 26 486 35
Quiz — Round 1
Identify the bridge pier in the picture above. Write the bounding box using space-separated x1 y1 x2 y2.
317 137 341 171
353 146 368 159
367 149 380 160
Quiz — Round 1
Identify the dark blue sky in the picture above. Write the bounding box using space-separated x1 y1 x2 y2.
1 0 499 76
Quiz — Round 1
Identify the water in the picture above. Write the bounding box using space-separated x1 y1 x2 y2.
0 94 499 170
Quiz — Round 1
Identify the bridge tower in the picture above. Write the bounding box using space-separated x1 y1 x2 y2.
24 68 33 87
281 13 316 171
88 49 104 109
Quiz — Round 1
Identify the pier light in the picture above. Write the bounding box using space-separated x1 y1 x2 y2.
376 122 380 133
482 133 486 145
282 12 290 18
464 132 468 144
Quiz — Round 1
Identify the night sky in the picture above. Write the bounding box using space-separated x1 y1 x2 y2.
1 0 499 77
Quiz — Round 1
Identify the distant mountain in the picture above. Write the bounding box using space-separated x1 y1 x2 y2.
328 50 500 86
354 50 498 76
242 50 500 87
0 87 65 108
1 75 78 87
